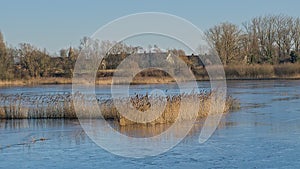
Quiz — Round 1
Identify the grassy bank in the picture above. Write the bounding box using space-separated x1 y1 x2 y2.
1 63 299 86
0 76 176 86
0 92 239 126
225 63 300 79
0 78 72 86
193 63 300 80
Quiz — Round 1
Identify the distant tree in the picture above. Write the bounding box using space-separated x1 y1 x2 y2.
0 32 14 80
205 22 243 65
19 43 50 78
292 18 300 53
63 46 78 77
0 32 6 57
242 15 296 64
243 20 260 64
259 16 276 64
274 15 293 63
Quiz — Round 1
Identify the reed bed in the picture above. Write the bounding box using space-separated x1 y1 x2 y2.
224 63 300 79
0 93 76 119
0 92 239 126
100 92 239 126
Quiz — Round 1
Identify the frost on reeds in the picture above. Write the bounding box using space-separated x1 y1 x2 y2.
0 92 239 126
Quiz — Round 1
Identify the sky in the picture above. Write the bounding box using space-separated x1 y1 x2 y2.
1 0 300 54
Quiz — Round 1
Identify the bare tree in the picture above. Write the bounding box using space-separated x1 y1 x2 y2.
274 15 293 62
292 17 300 53
205 22 243 65
243 19 261 63
19 43 50 78
0 32 14 79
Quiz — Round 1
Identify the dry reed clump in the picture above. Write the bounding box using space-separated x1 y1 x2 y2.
223 63 300 79
100 92 239 126
224 64 275 79
0 92 239 126
0 93 76 119
0 78 73 86
274 63 300 77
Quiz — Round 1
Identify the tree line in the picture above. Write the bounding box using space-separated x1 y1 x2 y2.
0 14 300 80
0 33 78 80
206 14 299 65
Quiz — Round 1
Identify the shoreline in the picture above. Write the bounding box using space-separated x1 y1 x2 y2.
1 63 300 86
0 76 300 86
0 77 176 86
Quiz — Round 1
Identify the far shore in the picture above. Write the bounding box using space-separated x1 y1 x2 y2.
0 76 300 87
0 77 176 86
1 63 300 86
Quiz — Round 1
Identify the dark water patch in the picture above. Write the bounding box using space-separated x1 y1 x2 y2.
242 103 269 110
272 95 300 102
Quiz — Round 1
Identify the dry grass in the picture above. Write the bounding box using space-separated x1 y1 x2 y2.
109 92 238 126
224 64 275 79
190 63 300 80
0 76 175 86
0 78 72 86
0 93 76 119
0 92 239 126
274 63 300 77
224 63 300 79
1 63 300 86
95 76 175 85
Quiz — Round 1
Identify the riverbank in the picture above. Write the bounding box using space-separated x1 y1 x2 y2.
0 77 176 86
1 63 300 86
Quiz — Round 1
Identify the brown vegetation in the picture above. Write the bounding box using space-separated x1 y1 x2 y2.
0 92 239 126
112 93 239 126
1 63 300 86
224 63 300 79
192 63 300 80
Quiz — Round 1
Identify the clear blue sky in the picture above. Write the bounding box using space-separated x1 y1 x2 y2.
1 0 300 53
